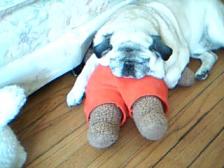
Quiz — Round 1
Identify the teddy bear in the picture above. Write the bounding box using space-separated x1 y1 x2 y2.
0 85 27 168
68 63 195 149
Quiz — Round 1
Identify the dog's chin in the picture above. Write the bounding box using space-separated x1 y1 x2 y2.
110 66 149 79
110 65 165 80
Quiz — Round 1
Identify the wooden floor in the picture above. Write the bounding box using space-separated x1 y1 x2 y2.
11 51 224 168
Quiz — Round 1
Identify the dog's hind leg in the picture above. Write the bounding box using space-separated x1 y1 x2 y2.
190 2 224 80
205 1 224 47
192 51 218 80
191 3 224 80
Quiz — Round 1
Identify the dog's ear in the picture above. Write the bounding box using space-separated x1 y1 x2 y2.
149 35 173 61
93 34 112 58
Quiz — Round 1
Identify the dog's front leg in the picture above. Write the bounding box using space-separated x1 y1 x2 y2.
164 47 190 89
67 54 99 107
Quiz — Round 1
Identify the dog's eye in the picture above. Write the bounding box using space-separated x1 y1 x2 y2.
149 35 173 61
93 34 112 58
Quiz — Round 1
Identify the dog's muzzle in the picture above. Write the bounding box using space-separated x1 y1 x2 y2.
109 56 150 79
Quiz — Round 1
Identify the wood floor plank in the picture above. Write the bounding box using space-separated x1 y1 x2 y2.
28 125 88 168
190 129 224 168
154 98 224 167
135 74 224 167
10 51 224 168
33 119 141 168
123 57 224 168
12 74 75 134
87 53 224 168
12 74 88 166
32 68 224 168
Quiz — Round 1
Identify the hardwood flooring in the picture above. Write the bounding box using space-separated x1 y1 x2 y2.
11 50 224 168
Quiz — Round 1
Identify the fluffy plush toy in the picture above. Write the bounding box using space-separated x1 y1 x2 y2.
82 66 195 149
0 85 27 168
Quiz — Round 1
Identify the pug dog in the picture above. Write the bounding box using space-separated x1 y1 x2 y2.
67 0 224 106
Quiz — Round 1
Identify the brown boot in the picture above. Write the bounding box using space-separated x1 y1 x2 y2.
132 96 168 140
87 104 122 149
178 67 195 87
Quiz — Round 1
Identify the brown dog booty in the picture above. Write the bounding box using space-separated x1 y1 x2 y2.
132 96 168 140
88 104 122 149
178 67 195 87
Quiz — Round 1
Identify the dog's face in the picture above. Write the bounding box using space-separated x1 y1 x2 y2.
93 31 173 79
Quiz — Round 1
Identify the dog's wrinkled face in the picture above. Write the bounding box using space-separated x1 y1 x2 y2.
109 42 153 79
93 32 173 79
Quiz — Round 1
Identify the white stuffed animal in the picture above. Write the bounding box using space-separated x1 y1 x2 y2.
0 85 27 168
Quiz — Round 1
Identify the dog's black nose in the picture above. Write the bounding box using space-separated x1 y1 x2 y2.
122 61 135 77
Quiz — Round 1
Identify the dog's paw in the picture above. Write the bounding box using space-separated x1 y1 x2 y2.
0 85 26 126
164 69 181 89
195 70 209 80
66 90 84 107
164 77 178 89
